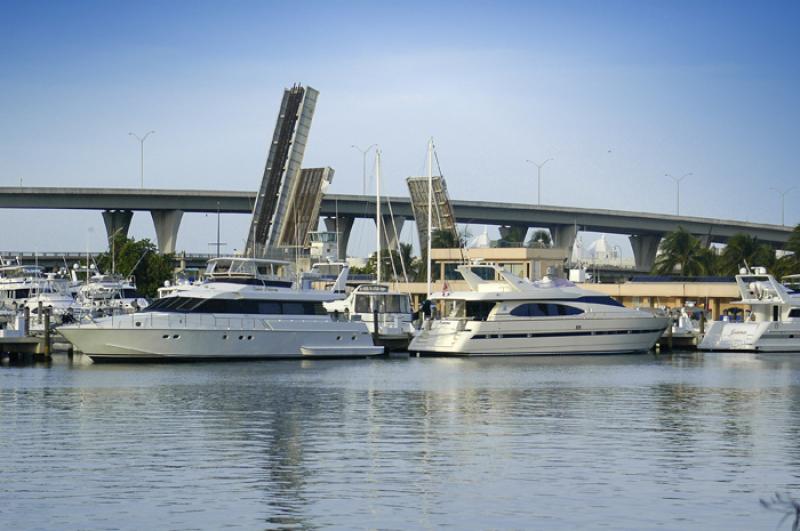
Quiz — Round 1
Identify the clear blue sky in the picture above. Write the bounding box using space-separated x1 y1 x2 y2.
1 0 798 256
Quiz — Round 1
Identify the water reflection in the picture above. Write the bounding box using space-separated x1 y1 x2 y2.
2 353 800 529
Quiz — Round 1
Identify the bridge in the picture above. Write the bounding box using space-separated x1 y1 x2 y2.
0 186 792 270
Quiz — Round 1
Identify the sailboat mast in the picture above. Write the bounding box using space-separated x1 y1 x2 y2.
375 148 382 284
426 138 433 299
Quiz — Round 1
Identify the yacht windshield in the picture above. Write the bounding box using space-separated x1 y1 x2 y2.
374 294 411 314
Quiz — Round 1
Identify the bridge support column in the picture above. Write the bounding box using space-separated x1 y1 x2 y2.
150 210 183 254
629 234 662 271
379 216 405 252
498 225 529 246
548 225 577 254
324 216 354 260
101 210 133 246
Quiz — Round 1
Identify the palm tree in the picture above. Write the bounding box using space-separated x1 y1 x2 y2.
527 229 552 248
652 227 709 276
496 226 527 248
397 242 420 281
773 223 800 279
430 229 462 249
719 233 775 275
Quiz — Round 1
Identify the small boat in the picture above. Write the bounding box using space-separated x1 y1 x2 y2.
698 267 800 352
409 263 670 356
660 304 708 348
325 284 415 351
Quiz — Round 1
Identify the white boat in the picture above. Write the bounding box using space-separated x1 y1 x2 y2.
698 267 800 352
660 304 708 347
320 148 414 351
58 257 384 362
409 263 670 356
74 273 149 316
325 284 415 351
0 264 75 317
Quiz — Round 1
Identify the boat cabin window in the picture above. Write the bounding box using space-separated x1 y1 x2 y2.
573 296 624 307
144 297 327 315
353 294 411 314
510 303 585 317
465 301 496 321
447 300 466 318
472 266 497 281
789 308 800 318
374 294 411 314
355 295 371 313
121 289 141 298
6 288 32 299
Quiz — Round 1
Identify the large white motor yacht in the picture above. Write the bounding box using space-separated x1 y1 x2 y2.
59 257 384 362
698 267 800 352
409 264 669 356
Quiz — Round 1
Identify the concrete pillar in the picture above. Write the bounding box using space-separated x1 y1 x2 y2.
378 216 405 252
548 225 578 253
102 210 133 246
498 225 529 246
324 216 354 259
150 210 183 254
629 233 662 271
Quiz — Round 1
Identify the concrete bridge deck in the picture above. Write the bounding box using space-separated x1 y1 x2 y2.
0 187 792 269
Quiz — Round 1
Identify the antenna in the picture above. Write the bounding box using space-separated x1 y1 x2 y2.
426 138 433 299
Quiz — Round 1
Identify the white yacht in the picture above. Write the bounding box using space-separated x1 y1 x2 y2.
58 257 384 362
409 264 669 356
698 267 800 352
325 284 415 351
0 264 75 317
73 273 149 316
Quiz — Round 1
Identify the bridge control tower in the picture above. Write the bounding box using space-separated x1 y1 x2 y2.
245 85 319 257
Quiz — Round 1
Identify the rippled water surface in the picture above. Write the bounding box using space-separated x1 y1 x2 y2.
3 352 800 530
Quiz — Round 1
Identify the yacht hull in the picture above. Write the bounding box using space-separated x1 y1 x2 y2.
409 316 669 356
59 320 382 362
698 321 800 352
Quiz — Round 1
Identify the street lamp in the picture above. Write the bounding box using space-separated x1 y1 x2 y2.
770 186 796 226
665 172 693 216
351 144 377 195
129 130 156 188
525 158 554 206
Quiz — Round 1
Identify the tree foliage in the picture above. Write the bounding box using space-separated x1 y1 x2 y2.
718 233 775 275
95 235 174 298
773 224 800 279
527 229 552 248
653 224 799 278
430 229 463 249
652 227 709 276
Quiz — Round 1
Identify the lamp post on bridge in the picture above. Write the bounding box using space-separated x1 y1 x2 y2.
129 130 155 189
665 172 692 216
770 187 796 226
350 144 377 195
526 158 553 206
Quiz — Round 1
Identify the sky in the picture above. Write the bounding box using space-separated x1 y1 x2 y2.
1 0 798 257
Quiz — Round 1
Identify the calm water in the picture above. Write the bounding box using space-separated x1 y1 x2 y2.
3 352 800 530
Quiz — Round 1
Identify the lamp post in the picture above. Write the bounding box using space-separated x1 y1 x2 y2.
770 187 796 226
526 158 554 206
129 130 155 188
350 144 377 195
665 172 693 216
